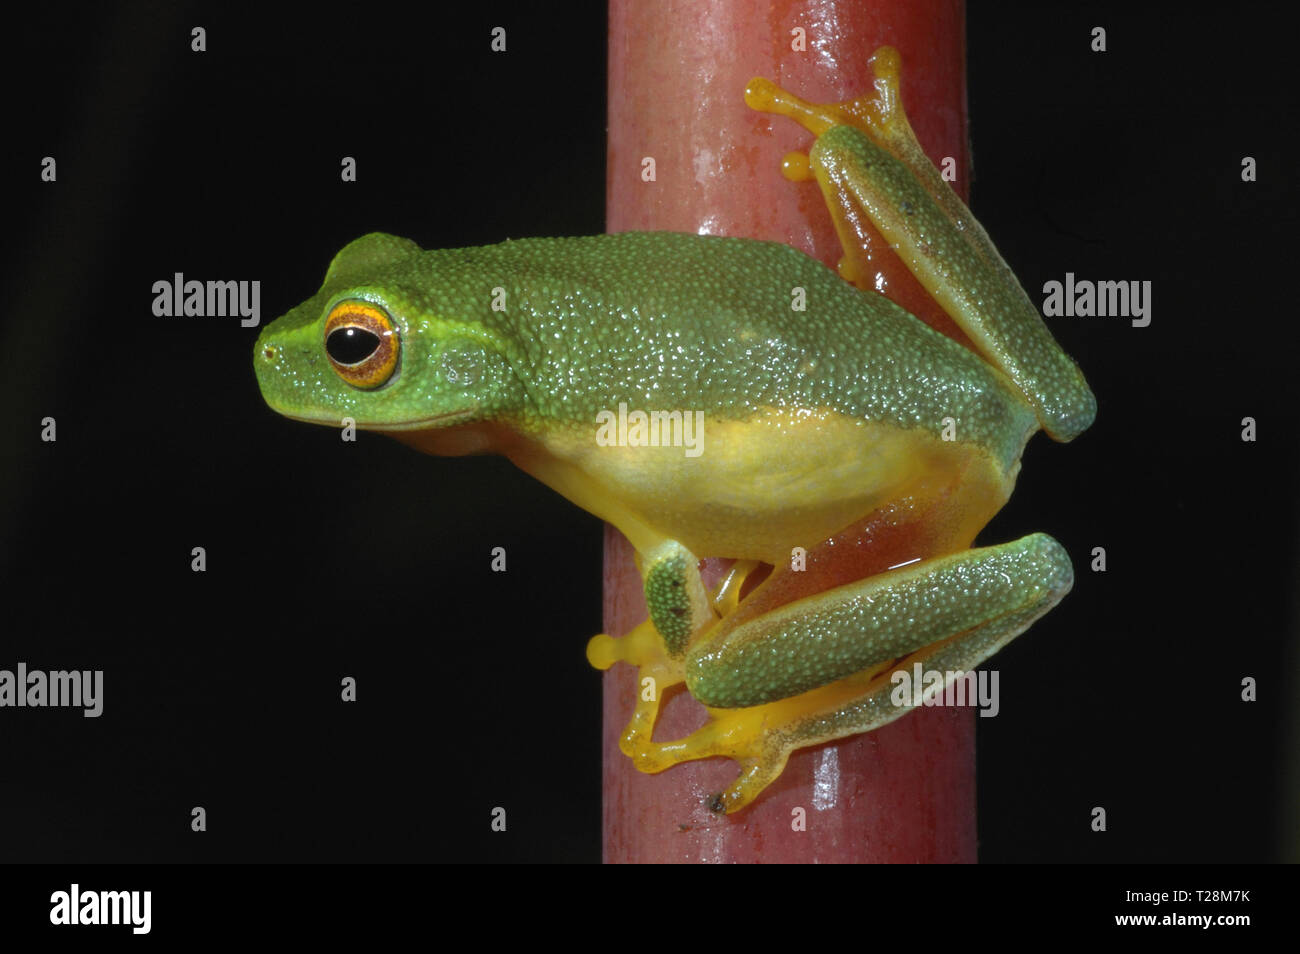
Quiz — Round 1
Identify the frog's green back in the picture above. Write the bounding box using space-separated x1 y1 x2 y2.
376 232 1036 471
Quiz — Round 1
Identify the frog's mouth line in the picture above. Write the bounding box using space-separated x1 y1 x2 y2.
276 407 479 431
368 408 480 431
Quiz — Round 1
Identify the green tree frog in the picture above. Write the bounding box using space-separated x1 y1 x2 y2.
254 48 1095 814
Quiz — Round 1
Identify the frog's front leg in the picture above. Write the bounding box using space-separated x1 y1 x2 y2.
586 614 686 759
620 532 1072 814
586 541 756 759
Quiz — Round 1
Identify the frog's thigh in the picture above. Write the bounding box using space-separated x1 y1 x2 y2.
635 532 1072 812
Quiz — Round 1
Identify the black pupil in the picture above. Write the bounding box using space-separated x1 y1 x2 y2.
327 326 381 365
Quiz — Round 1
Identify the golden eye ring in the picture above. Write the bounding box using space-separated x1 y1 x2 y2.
323 301 399 389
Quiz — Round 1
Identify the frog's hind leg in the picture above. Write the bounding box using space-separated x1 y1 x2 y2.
747 47 1096 442
625 532 1073 813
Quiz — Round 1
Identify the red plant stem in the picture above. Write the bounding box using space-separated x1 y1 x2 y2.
603 0 973 862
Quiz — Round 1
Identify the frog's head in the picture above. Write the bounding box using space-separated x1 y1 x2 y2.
255 233 528 445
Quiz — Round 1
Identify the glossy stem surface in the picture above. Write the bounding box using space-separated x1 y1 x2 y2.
604 0 974 863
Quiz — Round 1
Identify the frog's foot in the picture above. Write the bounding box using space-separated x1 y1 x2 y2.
746 45 910 151
618 699 799 813
629 532 1074 813
587 618 688 756
745 44 933 225
589 540 724 756
586 618 661 671
744 47 972 305
744 45 969 288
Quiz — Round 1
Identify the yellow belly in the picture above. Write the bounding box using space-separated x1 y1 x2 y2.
507 407 1016 563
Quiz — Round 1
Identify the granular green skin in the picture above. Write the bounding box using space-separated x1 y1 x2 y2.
685 532 1072 708
813 127 1095 442
257 231 1038 471
644 554 693 658
250 57 1101 814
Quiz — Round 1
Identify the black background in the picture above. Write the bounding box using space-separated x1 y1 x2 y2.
3 2 1295 864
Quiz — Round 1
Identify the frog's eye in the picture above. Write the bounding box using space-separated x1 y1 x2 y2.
324 301 399 389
